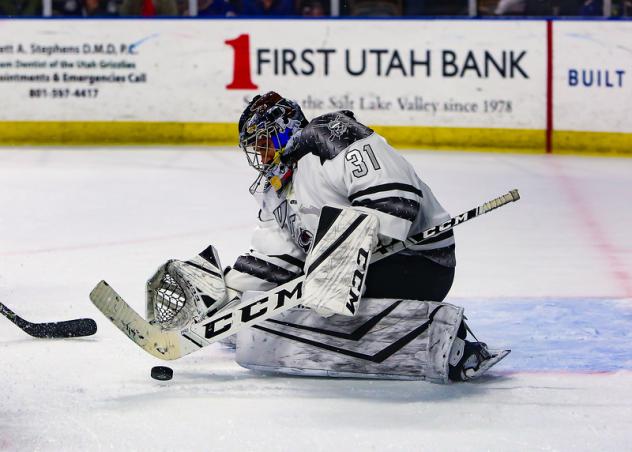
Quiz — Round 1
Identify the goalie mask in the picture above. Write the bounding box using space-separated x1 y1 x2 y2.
238 91 308 194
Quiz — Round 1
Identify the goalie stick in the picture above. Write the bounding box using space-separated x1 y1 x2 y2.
0 301 97 338
90 189 520 361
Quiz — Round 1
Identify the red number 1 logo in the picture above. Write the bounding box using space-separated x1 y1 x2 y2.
225 34 258 90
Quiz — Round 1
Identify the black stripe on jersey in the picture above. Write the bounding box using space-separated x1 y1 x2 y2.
348 183 423 203
233 255 300 285
270 254 305 269
352 197 420 222
253 305 443 364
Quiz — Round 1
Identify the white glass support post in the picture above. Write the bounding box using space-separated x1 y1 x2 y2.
43 0 52 16
189 0 198 16
603 0 612 16
469 0 477 16
331 0 340 16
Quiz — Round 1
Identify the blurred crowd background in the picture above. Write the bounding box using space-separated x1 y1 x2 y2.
1 0 630 20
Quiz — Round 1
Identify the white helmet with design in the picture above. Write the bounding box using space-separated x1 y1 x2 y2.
238 91 308 194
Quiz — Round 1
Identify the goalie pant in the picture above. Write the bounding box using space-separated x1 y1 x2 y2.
235 295 464 383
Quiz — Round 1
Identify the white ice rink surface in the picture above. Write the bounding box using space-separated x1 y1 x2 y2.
1 148 631 451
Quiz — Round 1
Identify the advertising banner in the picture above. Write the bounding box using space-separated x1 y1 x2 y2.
0 19 629 153
554 21 632 134
0 20 545 130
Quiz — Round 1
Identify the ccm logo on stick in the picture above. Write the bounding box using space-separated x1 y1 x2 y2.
204 283 303 339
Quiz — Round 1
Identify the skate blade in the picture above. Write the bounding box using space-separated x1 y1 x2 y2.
464 349 511 380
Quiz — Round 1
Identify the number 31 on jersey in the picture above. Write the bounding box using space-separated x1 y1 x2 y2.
345 144 381 178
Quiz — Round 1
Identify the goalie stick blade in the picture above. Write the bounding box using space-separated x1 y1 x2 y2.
0 301 97 339
89 281 200 360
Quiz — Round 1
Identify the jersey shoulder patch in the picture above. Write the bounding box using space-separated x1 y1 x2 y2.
282 111 373 164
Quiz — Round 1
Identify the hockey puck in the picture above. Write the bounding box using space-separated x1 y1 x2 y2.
151 366 173 381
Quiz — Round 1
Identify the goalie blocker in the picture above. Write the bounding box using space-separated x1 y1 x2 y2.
301 206 379 317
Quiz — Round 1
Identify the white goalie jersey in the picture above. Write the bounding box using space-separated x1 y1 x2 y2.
225 110 455 295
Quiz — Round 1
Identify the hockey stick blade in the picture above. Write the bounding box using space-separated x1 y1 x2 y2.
91 189 520 360
90 277 306 360
0 301 97 338
89 281 200 360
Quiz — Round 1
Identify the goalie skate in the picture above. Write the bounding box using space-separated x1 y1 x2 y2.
451 342 511 381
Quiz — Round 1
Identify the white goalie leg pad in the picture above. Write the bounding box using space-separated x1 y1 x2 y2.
235 298 464 383
146 245 229 329
302 206 379 317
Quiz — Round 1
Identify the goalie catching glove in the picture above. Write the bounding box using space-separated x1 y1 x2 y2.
145 246 235 328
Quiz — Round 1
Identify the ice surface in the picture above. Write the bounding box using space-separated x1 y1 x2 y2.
1 148 631 451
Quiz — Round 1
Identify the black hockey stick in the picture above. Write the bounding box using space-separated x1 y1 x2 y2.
0 301 97 338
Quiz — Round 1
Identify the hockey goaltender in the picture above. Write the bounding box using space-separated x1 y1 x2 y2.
102 91 512 383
